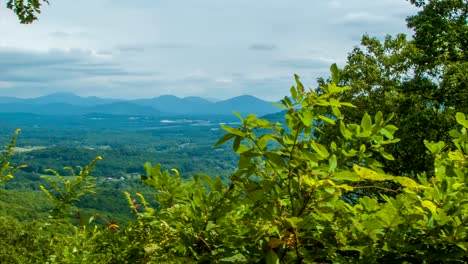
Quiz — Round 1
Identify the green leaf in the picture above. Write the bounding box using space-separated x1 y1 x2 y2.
421 200 437 214
233 111 244 121
383 125 398 134
332 106 342 119
455 112 468 128
290 85 298 100
220 253 247 262
353 165 392 181
424 140 445 154
340 122 353 139
319 115 336 125
379 128 393 139
393 176 422 190
328 154 337 172
333 171 360 181
233 136 242 152
299 111 314 127
266 249 280 264
311 141 330 158
265 152 286 168
374 111 383 125
379 151 395 160
221 125 246 137
214 133 236 147
330 63 340 84
271 102 288 109
294 74 305 93
361 113 372 131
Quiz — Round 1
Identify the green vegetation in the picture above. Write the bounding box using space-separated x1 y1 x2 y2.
317 0 467 176
1 0 467 262
1 72 467 263
6 0 49 24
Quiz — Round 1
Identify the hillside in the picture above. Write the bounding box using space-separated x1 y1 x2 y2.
0 93 279 116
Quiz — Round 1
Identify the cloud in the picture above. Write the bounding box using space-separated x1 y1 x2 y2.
274 57 332 70
0 49 80 68
0 48 150 87
248 44 277 51
115 45 146 53
0 0 417 101
49 31 71 38
335 12 386 27
328 0 342 8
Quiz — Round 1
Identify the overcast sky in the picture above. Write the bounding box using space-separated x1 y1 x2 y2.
0 0 417 101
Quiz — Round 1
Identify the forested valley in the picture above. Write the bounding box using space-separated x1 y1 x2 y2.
1 0 468 263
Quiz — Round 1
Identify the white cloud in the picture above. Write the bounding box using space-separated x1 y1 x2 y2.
0 0 418 100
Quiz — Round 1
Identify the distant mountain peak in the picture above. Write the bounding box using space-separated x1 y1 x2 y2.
0 93 280 116
35 92 79 98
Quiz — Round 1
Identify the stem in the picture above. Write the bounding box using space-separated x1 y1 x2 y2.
287 126 302 217
354 185 401 193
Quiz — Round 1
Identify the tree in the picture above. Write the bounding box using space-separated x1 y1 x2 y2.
316 0 468 176
6 0 49 24
406 0 468 113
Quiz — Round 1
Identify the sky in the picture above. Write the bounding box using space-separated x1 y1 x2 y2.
0 0 417 101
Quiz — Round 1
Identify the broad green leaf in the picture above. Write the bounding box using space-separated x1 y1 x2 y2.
311 141 330 158
329 98 342 107
220 253 248 262
421 200 437 214
265 152 286 168
214 133 236 147
290 85 298 100
330 63 340 84
319 115 336 125
257 134 277 150
266 249 280 264
455 112 468 128
294 74 305 93
361 196 379 211
233 136 242 152
393 176 422 190
337 184 354 191
379 151 395 160
221 125 246 137
333 171 360 181
271 102 288 109
340 122 353 139
379 128 393 139
353 165 392 181
383 125 398 134
299 111 313 127
285 217 303 229
456 242 468 251
375 111 383 125
268 238 283 249
424 140 445 154
361 113 372 131
233 111 244 121
328 154 337 172
332 106 342 119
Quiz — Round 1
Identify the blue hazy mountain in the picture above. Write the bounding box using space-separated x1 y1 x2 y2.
28 92 122 106
133 94 277 115
213 95 278 115
0 93 279 116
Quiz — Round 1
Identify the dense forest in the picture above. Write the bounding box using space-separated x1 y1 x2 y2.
1 0 468 263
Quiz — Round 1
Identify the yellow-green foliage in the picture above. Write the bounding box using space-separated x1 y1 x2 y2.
0 129 26 185
0 69 467 263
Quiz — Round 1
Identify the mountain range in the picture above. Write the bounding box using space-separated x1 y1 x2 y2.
0 93 280 116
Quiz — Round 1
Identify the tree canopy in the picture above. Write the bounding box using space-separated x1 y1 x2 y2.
316 0 468 176
6 0 48 24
